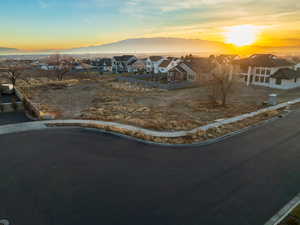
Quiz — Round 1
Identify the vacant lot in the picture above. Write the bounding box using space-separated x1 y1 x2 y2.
17 74 300 131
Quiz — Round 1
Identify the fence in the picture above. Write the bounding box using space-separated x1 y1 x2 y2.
116 75 197 90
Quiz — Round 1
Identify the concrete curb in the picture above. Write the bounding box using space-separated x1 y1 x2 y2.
0 122 48 136
0 219 10 225
0 115 282 148
264 193 300 225
77 116 281 147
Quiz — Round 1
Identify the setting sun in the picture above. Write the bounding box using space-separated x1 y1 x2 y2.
225 25 261 47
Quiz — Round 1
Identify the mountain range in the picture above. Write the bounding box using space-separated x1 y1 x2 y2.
0 47 18 52
1 38 300 55
66 37 230 54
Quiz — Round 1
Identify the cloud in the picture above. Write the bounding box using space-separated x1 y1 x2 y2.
38 0 50 8
121 0 300 18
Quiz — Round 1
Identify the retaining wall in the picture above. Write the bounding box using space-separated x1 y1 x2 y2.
15 87 56 120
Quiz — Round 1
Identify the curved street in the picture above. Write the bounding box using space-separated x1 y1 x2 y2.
1 109 300 225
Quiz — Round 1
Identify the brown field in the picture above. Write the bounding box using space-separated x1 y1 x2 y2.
14 69 299 131
4 69 297 131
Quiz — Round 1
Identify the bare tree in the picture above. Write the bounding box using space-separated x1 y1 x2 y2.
48 54 73 81
205 63 239 107
0 61 29 88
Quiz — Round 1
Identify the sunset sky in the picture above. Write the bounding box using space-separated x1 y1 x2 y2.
1 0 300 51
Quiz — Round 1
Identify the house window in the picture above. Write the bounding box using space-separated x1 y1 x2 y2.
244 75 248 82
295 78 298 83
260 76 264 83
188 74 195 81
276 78 282 85
256 68 260 74
266 69 271 75
261 69 266 74
265 77 270 83
255 76 259 82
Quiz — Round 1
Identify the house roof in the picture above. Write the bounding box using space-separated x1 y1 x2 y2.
149 56 163 62
159 59 172 68
114 55 135 62
127 59 138 66
235 54 294 68
167 57 179 61
184 57 215 74
271 68 300 80
80 63 95 69
98 58 112 66
169 64 187 73
131 59 146 65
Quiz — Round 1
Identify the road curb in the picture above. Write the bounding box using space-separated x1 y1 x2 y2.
0 113 284 147
0 219 10 225
78 115 281 147
265 193 300 225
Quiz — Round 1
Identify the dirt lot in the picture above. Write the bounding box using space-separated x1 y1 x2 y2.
16 72 299 131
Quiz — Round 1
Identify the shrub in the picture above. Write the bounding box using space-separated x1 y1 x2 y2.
11 96 19 111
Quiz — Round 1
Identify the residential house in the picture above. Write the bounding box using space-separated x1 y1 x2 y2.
158 57 181 73
127 59 138 73
93 58 113 72
74 63 96 71
269 68 300 89
234 54 295 89
112 55 137 73
168 57 215 82
168 64 188 82
40 63 57 70
130 58 147 73
146 56 165 74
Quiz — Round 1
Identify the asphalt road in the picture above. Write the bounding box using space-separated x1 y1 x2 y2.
1 110 300 225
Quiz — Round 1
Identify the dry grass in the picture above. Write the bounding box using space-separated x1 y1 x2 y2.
17 74 298 131
47 109 283 144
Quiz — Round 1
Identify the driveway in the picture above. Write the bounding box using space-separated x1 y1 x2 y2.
1 109 300 225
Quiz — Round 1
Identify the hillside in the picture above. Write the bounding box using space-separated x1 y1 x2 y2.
67 37 231 54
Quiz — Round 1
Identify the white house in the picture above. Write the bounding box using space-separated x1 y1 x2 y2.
236 54 296 89
269 68 300 89
40 63 57 70
146 56 165 74
94 58 113 72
